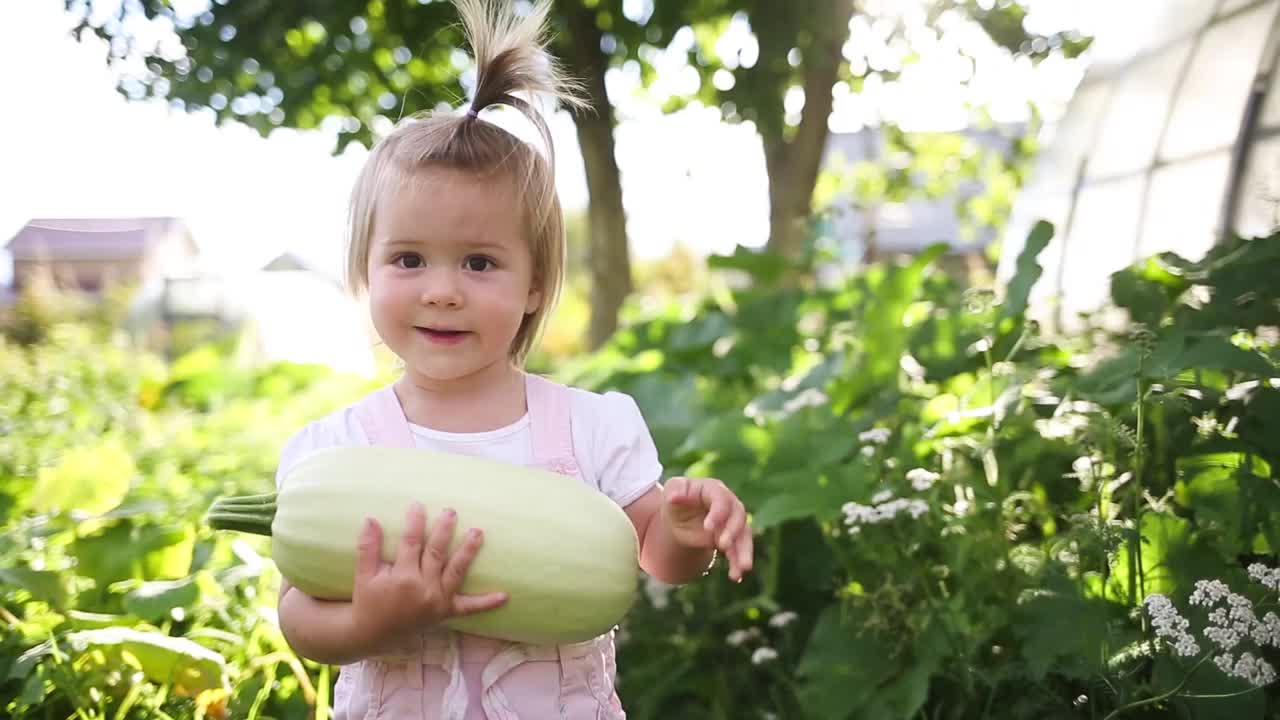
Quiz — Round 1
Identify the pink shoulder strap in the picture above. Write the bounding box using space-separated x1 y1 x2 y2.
352 384 415 449
524 373 581 478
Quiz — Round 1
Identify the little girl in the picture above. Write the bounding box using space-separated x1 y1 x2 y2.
272 1 753 717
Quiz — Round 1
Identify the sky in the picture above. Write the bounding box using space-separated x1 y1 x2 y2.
0 0 1104 286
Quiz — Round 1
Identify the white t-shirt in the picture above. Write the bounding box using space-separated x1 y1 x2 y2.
274 385 662 509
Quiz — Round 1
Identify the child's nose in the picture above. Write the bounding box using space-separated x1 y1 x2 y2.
419 268 463 307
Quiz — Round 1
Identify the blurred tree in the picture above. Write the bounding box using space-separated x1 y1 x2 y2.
65 0 1086 342
646 0 1090 259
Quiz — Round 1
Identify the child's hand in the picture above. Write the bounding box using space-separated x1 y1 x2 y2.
661 477 754 582
349 503 507 648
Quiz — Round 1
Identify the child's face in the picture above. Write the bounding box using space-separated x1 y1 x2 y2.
366 167 541 384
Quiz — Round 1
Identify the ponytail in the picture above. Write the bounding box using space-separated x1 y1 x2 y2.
455 0 584 164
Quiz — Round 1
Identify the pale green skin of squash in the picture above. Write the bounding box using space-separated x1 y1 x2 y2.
272 446 641 646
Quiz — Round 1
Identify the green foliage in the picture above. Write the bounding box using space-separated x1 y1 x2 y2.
1 325 376 718
561 227 1280 718
66 0 1086 154
4 228 1280 718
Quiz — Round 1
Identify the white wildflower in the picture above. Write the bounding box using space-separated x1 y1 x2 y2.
1035 413 1089 440
893 499 923 519
871 490 894 504
1254 612 1280 647
842 496 930 532
769 611 798 628
751 647 779 665
1144 594 1200 657
1248 563 1280 592
1229 651 1277 687
726 628 761 647
1179 573 1280 683
1204 626 1243 652
1190 579 1230 607
1071 455 1096 478
858 428 891 445
860 446 876 459
906 468 940 492
842 502 878 526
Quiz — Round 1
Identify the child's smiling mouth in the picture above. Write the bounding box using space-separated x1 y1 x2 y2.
415 326 472 344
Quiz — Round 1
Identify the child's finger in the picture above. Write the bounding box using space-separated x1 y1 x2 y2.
422 507 457 574
452 591 508 616
722 533 753 583
440 526 482 596
395 503 427 570
717 501 748 550
701 486 734 531
733 530 754 578
664 477 692 503
354 517 384 583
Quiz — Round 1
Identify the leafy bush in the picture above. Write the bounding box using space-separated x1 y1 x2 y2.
564 224 1280 719
0 327 379 719
2 223 1277 719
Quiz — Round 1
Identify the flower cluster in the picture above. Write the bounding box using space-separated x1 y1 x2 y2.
1248 562 1280 592
1144 565 1280 688
858 428 891 445
906 468 939 492
842 492 929 534
725 610 799 668
1144 594 1200 657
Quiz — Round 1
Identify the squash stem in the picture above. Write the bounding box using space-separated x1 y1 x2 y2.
206 501 276 536
214 491 278 506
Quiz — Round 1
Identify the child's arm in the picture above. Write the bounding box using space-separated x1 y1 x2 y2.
625 478 754 585
277 504 507 666
278 581 380 666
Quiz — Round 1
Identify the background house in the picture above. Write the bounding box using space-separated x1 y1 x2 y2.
2 216 375 375
813 125 1023 282
5 217 199 295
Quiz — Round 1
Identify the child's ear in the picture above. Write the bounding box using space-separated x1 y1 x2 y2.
525 285 543 315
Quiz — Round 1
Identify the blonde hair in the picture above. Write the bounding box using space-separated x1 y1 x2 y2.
344 0 584 365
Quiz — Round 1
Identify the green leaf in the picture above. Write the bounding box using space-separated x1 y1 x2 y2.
113 576 201 622
1146 332 1276 380
707 246 795 285
1176 454 1272 556
834 246 947 409
1011 576 1112 680
1106 513 1225 604
1002 220 1053 319
752 479 837 531
797 605 899 719
29 441 135 516
0 567 74 609
625 373 706 458
753 461 871 531
62 627 226 693
71 521 196 598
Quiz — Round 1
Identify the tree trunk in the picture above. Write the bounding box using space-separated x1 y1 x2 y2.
764 0 856 260
563 8 632 349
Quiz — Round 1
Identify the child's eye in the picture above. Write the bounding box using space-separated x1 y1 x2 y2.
464 255 495 272
394 254 424 269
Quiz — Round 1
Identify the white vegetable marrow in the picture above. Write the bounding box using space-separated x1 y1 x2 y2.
207 446 640 645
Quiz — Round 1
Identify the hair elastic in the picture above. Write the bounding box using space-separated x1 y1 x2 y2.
466 107 480 119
